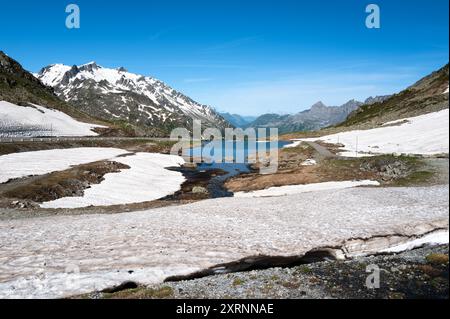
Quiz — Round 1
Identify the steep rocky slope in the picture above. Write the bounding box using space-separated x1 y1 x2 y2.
339 64 449 129
0 51 95 123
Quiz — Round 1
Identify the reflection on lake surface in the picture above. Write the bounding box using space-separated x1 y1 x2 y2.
185 140 291 164
183 140 292 197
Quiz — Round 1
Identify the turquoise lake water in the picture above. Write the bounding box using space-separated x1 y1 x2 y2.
182 140 292 197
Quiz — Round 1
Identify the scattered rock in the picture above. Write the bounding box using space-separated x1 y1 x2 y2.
360 159 409 181
191 186 209 194
9 200 38 209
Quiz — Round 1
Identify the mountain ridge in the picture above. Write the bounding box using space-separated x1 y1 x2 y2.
219 113 257 127
246 99 369 134
37 62 230 135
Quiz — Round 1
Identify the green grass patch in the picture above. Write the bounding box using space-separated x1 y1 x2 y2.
391 170 435 187
103 286 174 299
282 142 315 153
232 278 246 287
270 275 280 281
426 253 449 265
295 265 312 275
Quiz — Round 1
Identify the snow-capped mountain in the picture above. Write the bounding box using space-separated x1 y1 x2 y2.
36 62 229 134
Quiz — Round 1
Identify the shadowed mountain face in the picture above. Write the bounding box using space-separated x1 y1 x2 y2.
37 62 230 135
246 99 366 134
0 51 96 123
339 64 449 129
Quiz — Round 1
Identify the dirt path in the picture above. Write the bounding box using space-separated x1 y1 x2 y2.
304 141 337 159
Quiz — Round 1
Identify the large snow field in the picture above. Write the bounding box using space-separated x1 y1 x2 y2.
0 148 128 184
234 180 380 198
0 185 447 298
288 109 449 157
0 101 104 137
41 153 185 208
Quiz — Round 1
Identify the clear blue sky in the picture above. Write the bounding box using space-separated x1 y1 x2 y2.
1 0 448 115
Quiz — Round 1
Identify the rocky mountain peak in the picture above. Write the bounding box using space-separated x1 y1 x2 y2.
247 99 365 134
343 99 358 105
364 95 391 105
78 62 99 72
310 101 327 109
340 99 363 112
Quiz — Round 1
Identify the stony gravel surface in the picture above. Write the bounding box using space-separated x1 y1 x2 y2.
96 245 449 299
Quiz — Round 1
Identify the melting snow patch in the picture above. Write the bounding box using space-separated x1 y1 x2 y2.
0 266 198 299
381 231 449 253
0 148 128 183
234 180 380 198
292 109 449 157
301 159 317 166
0 101 105 137
41 153 185 208
283 141 302 148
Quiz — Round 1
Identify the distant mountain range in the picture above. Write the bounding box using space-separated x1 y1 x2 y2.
219 113 257 127
36 62 229 135
243 97 390 134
